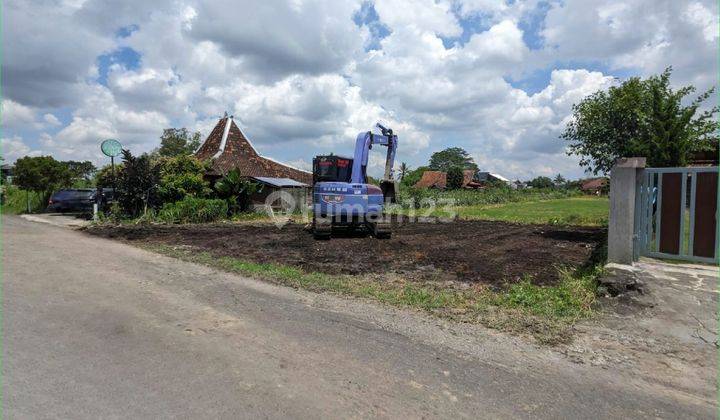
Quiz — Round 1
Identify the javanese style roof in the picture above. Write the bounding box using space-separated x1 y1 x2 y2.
195 116 312 184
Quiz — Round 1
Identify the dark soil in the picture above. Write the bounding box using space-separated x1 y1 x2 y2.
86 220 605 287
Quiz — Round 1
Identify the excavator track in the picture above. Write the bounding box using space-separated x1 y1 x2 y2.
313 217 332 239
370 220 392 239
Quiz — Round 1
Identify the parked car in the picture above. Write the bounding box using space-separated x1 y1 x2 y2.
47 188 116 213
47 189 96 213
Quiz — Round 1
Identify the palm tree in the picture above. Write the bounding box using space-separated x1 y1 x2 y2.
398 162 409 180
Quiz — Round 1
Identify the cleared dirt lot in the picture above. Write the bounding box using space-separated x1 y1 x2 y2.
86 220 605 287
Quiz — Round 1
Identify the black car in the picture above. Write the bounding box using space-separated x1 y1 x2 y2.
47 189 98 213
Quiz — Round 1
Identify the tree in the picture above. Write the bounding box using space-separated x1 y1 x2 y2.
446 166 464 190
116 150 160 217
552 174 567 188
527 176 554 189
94 163 122 188
397 162 409 180
156 128 202 157
400 166 430 187
562 67 718 174
14 156 72 211
428 147 478 172
215 169 262 213
156 155 210 203
63 160 96 183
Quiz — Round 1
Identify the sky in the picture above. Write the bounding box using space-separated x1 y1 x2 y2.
2 0 718 180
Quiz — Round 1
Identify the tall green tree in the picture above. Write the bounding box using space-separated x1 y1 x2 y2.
552 174 566 188
63 160 96 184
156 128 202 157
562 67 718 174
400 165 430 187
14 156 72 211
445 166 464 190
428 147 478 172
527 176 554 189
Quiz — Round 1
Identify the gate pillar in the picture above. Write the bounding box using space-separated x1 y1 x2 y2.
608 157 646 264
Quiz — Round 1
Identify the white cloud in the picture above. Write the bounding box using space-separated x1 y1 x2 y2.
1 136 42 162
43 113 62 126
2 99 37 128
1 0 716 179
374 0 461 37
541 0 718 90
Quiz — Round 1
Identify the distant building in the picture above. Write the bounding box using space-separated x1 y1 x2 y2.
1 164 14 184
580 177 608 195
476 171 510 184
414 169 509 189
195 115 312 208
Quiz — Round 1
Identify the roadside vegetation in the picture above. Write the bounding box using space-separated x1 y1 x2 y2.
142 242 605 344
2 186 45 214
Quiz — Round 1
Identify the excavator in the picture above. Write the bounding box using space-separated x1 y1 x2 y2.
311 123 398 239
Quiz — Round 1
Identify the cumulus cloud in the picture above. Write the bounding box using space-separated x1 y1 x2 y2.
1 136 42 162
1 0 715 178
2 99 38 129
542 0 718 89
187 0 366 82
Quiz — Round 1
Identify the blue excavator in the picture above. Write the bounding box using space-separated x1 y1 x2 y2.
312 123 398 239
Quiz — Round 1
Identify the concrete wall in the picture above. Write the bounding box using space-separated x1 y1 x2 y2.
607 158 646 264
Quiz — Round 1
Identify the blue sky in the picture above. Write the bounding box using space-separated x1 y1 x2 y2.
2 0 717 180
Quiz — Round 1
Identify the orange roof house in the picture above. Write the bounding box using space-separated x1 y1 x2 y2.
414 170 448 189
580 177 608 195
195 115 312 185
413 170 480 189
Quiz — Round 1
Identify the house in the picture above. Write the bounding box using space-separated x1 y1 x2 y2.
195 115 312 208
1 164 14 184
414 170 484 189
414 171 448 189
476 171 510 185
414 169 509 190
580 177 608 195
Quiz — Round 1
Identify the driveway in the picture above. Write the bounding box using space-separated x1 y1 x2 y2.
3 215 715 418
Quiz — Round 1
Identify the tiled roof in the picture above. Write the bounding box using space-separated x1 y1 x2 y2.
581 178 608 191
414 171 447 189
414 169 478 189
195 117 312 184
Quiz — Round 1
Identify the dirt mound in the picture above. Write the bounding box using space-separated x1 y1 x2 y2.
86 220 605 287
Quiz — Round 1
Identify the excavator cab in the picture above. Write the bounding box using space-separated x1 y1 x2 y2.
311 124 398 239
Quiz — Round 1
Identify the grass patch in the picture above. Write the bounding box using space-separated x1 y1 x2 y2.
145 243 603 344
396 197 609 227
397 186 583 208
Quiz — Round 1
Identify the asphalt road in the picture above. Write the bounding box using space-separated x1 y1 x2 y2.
4 216 714 419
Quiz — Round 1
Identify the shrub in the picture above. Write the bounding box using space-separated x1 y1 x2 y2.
397 186 432 209
214 169 262 214
1 186 45 214
397 184 582 209
156 155 210 203
158 197 228 224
